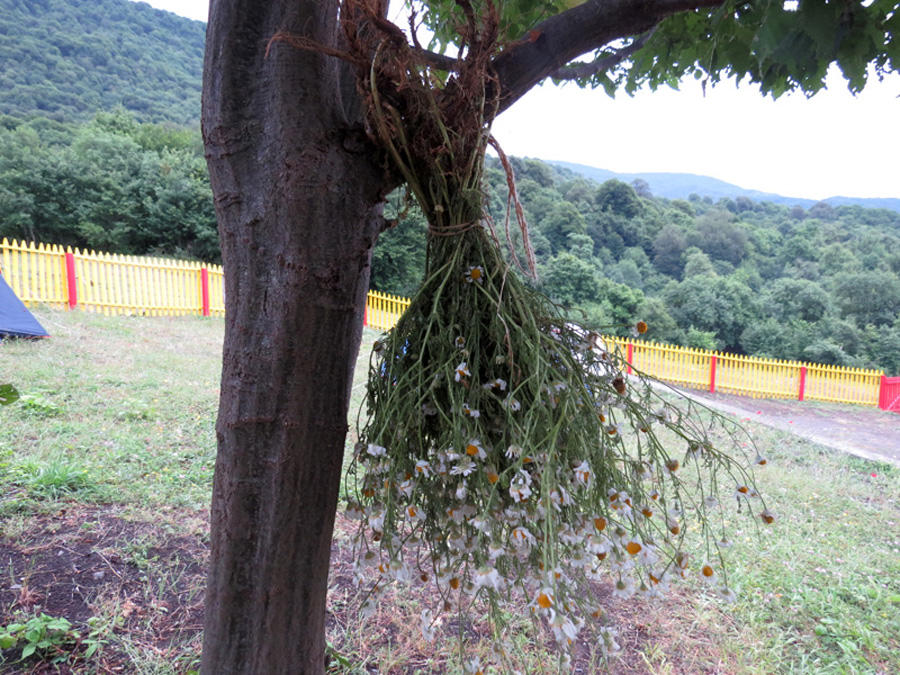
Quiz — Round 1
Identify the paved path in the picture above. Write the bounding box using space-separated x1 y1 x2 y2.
662 386 900 468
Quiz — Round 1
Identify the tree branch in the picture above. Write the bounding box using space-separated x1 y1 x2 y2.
549 29 656 81
492 0 725 112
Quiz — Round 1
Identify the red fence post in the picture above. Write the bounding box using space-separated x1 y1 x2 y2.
880 375 887 410
200 267 210 317
799 366 807 402
709 355 717 394
626 342 633 375
65 250 77 309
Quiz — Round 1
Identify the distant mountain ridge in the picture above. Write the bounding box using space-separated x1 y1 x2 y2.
545 160 900 214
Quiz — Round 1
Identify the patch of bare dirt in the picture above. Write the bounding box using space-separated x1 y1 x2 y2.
3 505 736 675
0 504 207 674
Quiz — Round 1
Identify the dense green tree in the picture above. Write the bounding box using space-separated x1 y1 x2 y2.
761 278 832 323
832 270 900 327
652 224 689 276
682 247 717 278
539 201 587 253
691 210 750 265
541 252 602 306
664 275 758 349
369 209 427 297
595 179 643 219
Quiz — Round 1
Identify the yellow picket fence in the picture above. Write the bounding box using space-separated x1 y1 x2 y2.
1 238 225 317
365 289 411 330
601 337 883 407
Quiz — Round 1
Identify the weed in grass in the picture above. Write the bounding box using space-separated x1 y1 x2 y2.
117 398 157 422
15 393 62 418
0 612 104 665
11 456 100 500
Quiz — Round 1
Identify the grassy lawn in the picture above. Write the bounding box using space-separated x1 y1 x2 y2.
1 310 898 674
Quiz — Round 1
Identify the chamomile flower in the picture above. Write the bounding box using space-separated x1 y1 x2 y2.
510 526 536 551
366 443 387 457
549 487 573 511
420 609 437 642
598 626 621 656
572 460 593 486
504 396 522 411
488 541 507 560
509 471 532 502
716 585 738 603
454 362 470 382
463 656 483 674
482 377 507 391
699 561 717 584
473 565 503 590
454 335 466 349
461 403 480 418
405 505 425 522
611 576 635 599
535 587 554 610
549 609 579 644
606 422 624 436
465 438 486 459
450 457 476 476
505 444 523 459
359 598 377 619
465 266 484 284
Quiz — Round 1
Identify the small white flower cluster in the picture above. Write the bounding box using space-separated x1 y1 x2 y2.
351 321 766 668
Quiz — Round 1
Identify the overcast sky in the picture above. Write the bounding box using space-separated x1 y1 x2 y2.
131 0 900 201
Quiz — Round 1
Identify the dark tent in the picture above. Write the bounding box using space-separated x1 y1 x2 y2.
0 273 49 338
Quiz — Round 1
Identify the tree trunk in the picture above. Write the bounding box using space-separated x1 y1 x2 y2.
200 2 386 673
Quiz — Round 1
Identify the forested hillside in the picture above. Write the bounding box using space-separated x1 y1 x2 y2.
0 0 204 124
0 110 218 261
372 158 900 374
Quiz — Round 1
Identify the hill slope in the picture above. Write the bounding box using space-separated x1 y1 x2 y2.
545 160 900 213
0 0 204 125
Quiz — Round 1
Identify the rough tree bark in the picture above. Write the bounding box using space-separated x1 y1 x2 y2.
200 2 388 672
199 0 732 672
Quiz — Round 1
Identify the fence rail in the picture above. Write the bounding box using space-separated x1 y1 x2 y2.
2 238 894 411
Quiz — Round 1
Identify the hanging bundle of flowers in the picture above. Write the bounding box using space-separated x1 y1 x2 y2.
288 0 770 666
